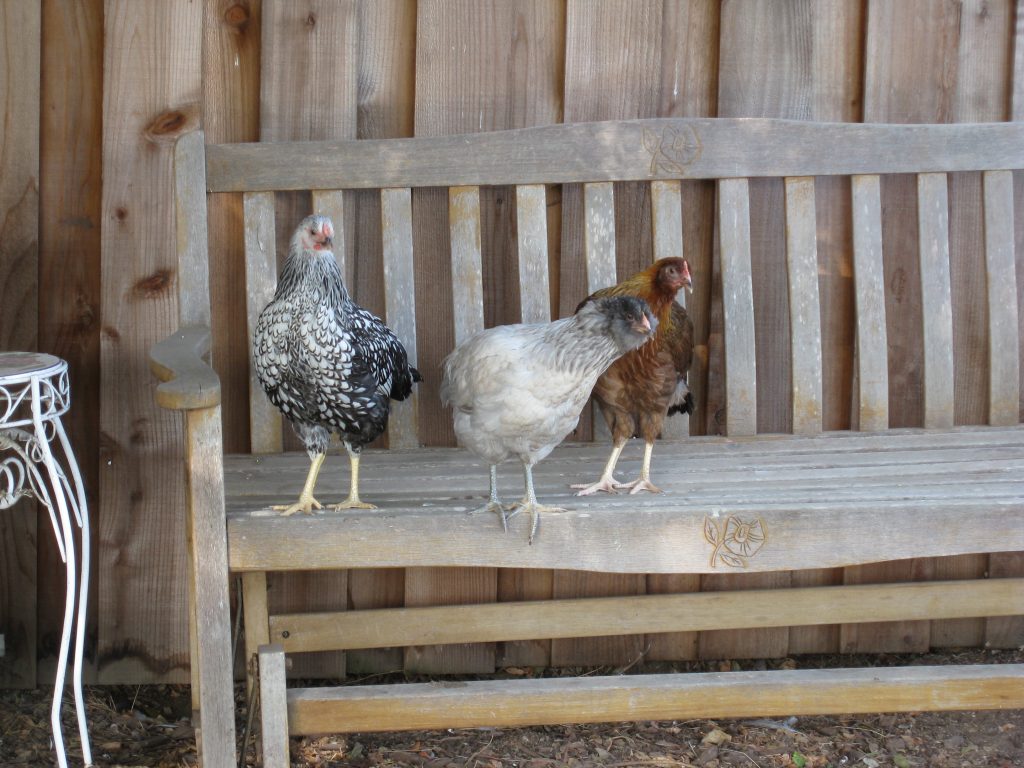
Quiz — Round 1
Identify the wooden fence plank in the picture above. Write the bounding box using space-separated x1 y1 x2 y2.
850 175 889 432
258 644 289 768
98 0 201 683
784 177 823 436
259 0 359 680
448 186 486 344
202 0 261 456
0 0 41 689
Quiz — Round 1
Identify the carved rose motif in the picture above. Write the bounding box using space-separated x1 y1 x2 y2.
703 514 768 568
642 125 702 176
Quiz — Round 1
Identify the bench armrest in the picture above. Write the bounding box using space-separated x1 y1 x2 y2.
149 325 222 410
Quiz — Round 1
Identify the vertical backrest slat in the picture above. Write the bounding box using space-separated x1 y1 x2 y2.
312 189 350 287
583 182 617 294
717 178 757 436
515 184 551 324
381 188 420 447
449 185 485 344
917 172 954 428
850 174 889 431
784 176 823 436
983 170 1020 426
244 191 284 453
174 131 211 328
651 179 689 439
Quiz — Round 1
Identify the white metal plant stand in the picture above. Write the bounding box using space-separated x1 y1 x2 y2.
0 352 92 767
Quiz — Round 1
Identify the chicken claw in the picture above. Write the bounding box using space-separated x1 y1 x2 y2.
571 475 620 496
504 501 568 544
273 494 323 516
330 498 378 511
615 477 662 495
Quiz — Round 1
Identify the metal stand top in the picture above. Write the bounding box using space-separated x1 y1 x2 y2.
0 353 70 429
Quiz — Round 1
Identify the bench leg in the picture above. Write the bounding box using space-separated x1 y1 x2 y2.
243 571 270 696
259 644 290 767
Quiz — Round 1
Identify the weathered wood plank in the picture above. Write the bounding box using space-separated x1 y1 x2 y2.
717 178 756 436
515 184 551 324
98 0 200 684
381 188 419 448
184 406 237 767
449 185 486 344
242 571 269 698
583 182 617 294
174 132 212 328
851 175 889 431
258 644 289 768
204 119 1024 193
243 191 283 454
0 0 41 689
784 177 823 436
287 664 1024 735
983 171 1019 426
917 172 955 429
149 326 220 411
269 579 1024 653
652 180 690 441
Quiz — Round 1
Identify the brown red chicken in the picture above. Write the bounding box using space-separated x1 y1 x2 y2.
572 257 694 495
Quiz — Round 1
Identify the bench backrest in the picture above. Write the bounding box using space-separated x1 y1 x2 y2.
174 118 1024 450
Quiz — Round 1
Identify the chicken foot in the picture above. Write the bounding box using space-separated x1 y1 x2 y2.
469 465 512 527
614 441 662 494
330 444 378 510
571 440 627 496
505 462 567 544
274 452 326 515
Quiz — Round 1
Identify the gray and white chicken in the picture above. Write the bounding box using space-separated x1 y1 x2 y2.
253 214 421 515
441 296 656 542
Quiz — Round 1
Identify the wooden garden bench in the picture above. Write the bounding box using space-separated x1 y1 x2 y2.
150 118 1024 766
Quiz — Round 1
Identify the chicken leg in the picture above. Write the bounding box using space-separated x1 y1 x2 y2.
505 461 566 544
614 440 661 494
330 444 378 510
571 439 627 496
274 452 326 515
471 465 510 528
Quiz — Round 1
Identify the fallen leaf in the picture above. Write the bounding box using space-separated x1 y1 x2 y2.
702 727 731 745
791 752 807 768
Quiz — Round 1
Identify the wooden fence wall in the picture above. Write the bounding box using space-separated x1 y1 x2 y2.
1 0 1022 686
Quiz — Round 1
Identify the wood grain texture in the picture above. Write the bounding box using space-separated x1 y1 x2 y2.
851 175 889 432
202 0 261 455
258 644 289 768
184 407 237 767
287 664 1024 735
984 171 1020 426
917 173 955 429
37 0 104 683
515 184 552 324
223 428 1024 574
784 177 823 436
0 0 41 688
174 132 212 328
98 0 201 684
253 0 359 682
411 0 563 673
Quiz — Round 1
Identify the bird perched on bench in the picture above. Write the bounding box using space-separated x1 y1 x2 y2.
441 295 656 543
572 257 694 496
253 214 421 515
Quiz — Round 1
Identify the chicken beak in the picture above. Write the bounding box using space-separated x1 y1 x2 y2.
682 260 693 294
640 314 652 334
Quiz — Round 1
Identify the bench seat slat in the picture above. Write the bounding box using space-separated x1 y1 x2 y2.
851 174 889 431
983 170 1020 426
917 172 955 428
243 191 283 453
286 664 1024 734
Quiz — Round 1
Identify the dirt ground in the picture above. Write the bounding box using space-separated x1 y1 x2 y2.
1 649 1021 767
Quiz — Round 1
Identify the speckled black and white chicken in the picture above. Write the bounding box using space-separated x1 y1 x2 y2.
440 295 656 542
253 214 421 515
